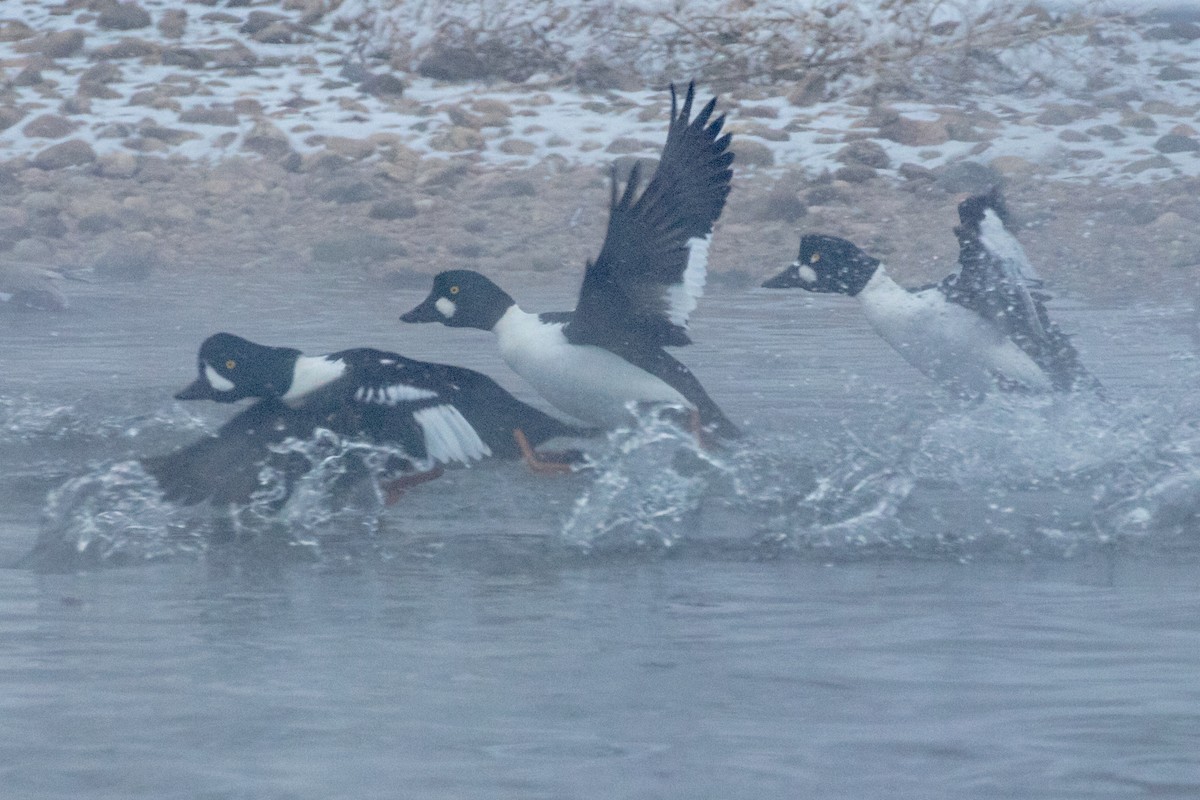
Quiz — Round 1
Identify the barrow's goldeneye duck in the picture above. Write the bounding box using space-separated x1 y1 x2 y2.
150 333 594 505
400 82 739 440
762 191 1100 397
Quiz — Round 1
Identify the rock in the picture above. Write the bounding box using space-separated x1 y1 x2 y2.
242 120 292 158
988 156 1039 177
1155 134 1200 154
178 105 238 126
497 139 537 156
38 29 86 57
161 47 208 68
139 125 199 145
360 73 405 98
82 62 122 85
739 104 779 119
472 98 512 120
787 75 827 107
417 46 487 81
1122 155 1173 174
311 232 406 264
574 58 628 91
320 136 375 160
758 186 807 222
933 161 1001 193
1086 124 1124 141
318 180 380 204
835 139 889 169
158 8 187 38
1120 110 1157 132
731 139 775 168
834 164 877 183
805 184 849 206
252 22 295 44
428 126 484 152
368 198 418 220
481 178 537 199
77 82 121 100
1144 21 1200 41
32 140 95 170
0 107 26 132
59 96 92 116
444 104 484 129
97 2 152 31
209 43 257 69
95 151 139 178
12 66 44 87
0 20 35 42
91 37 159 59
93 234 160 280
898 162 935 182
239 11 286 35
1158 65 1197 81
1034 104 1093 125
877 115 948 146
23 114 77 139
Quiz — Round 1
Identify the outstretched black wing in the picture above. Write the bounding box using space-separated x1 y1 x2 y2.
567 81 734 349
943 191 1099 393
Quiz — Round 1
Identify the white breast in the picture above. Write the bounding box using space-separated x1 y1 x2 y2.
492 307 689 426
857 269 1051 394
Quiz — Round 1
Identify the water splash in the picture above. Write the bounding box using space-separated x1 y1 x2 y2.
560 410 735 553
25 431 416 570
28 460 200 570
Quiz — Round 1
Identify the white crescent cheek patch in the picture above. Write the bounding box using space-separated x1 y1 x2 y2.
435 297 456 318
204 363 235 392
798 265 818 284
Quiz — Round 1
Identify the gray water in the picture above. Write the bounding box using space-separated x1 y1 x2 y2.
3 270 1200 799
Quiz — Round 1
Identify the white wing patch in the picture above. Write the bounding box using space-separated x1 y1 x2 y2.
282 356 346 403
413 404 491 464
354 383 439 405
979 209 1039 283
665 234 710 328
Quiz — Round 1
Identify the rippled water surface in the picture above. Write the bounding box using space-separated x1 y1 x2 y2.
3 271 1200 799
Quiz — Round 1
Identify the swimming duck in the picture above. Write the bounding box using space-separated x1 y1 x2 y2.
762 190 1099 397
144 333 592 506
400 82 739 440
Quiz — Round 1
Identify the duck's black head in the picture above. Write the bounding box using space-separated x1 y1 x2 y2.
400 270 515 331
175 333 301 403
762 234 881 297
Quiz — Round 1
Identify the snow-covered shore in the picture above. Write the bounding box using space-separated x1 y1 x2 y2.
1 0 1198 305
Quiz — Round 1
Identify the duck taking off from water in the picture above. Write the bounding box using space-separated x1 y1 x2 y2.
762 190 1100 398
401 82 740 441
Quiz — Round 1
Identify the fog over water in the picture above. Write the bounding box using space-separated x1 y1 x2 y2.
3 267 1200 798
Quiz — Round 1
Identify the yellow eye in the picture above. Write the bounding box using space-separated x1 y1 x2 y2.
225 359 237 370
449 285 460 295
810 252 821 263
